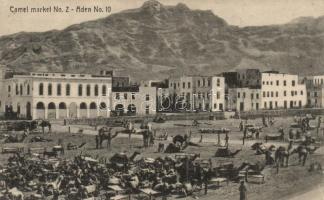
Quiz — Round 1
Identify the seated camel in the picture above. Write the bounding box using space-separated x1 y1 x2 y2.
215 147 241 158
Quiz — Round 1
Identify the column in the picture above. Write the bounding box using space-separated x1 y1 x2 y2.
76 107 80 118
55 108 59 120
87 108 90 118
44 108 48 120
66 108 70 119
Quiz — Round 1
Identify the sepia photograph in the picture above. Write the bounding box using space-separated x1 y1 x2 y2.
0 0 323 199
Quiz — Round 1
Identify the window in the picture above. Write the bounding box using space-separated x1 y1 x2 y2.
66 84 70 96
264 102 267 108
214 103 217 109
262 81 265 85
276 80 279 86
291 91 294 96
145 105 150 114
198 80 201 87
86 84 91 96
198 92 201 99
256 93 259 99
116 93 120 100
271 92 273 97
208 79 211 87
217 92 220 99
284 91 287 96
266 81 269 85
124 93 128 99
188 82 191 88
267 92 269 97
251 93 254 99
202 79 205 87
243 92 246 98
131 93 135 100
314 92 318 97
102 85 107 96
292 80 296 86
183 82 185 89
276 91 278 97
270 81 273 85
56 84 61 96
284 80 287 86
78 84 83 96
217 79 220 87
16 84 18 95
8 85 11 92
48 84 52 96
300 90 303 95
263 92 266 97
237 92 241 98
39 83 44 96
146 94 150 101
20 84 23 95
94 85 98 96
27 85 30 95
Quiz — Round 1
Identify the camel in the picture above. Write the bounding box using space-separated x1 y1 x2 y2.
45 175 64 195
38 120 52 134
265 129 284 142
67 142 86 150
97 127 119 149
290 145 309 166
215 147 241 158
109 151 141 170
275 146 290 167
8 187 24 200
4 132 28 143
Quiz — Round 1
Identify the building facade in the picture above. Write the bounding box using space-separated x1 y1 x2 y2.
111 86 157 116
168 75 225 112
304 75 324 108
227 88 261 111
0 70 112 120
261 72 307 109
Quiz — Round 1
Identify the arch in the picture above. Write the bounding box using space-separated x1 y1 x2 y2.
48 83 52 96
89 102 97 118
127 104 136 115
115 104 124 116
36 102 45 119
58 102 67 119
68 102 78 118
39 83 44 95
17 103 21 115
48 102 56 119
79 102 87 118
99 102 107 117
36 102 45 109
90 102 97 109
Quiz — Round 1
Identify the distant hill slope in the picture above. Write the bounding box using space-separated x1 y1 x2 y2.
0 0 323 80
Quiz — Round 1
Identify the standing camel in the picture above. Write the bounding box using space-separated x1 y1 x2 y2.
97 127 119 149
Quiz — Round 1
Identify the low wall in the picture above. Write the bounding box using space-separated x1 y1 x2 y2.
66 112 225 125
238 108 324 119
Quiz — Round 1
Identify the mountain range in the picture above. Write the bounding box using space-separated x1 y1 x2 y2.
1 0 324 81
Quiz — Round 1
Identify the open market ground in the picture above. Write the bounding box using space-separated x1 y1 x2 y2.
0 115 323 200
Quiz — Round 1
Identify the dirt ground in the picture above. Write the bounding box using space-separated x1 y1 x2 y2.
0 116 323 200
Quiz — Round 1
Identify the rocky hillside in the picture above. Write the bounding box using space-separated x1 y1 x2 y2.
0 0 323 80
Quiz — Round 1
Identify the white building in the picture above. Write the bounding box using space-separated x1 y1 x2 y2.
261 72 307 109
111 86 157 116
0 68 112 119
168 75 225 112
227 88 261 111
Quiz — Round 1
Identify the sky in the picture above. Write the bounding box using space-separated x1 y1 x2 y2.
0 0 324 36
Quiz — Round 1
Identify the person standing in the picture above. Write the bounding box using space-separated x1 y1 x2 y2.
243 128 247 145
239 180 247 200
225 133 229 148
